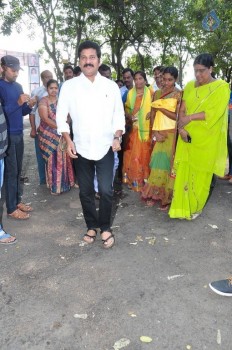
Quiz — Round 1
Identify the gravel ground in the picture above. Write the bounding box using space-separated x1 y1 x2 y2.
0 118 232 350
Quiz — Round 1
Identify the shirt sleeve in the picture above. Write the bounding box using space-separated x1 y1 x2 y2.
112 84 125 134
56 83 71 134
22 102 32 116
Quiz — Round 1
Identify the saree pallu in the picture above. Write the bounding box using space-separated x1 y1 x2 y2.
125 86 152 142
152 98 177 131
141 130 175 205
46 146 74 194
123 125 151 191
38 124 60 162
38 98 74 194
123 87 152 191
169 79 230 219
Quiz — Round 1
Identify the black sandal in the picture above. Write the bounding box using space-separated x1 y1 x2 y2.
101 232 115 249
83 229 97 244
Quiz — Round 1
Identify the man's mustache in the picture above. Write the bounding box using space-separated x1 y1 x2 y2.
84 63 94 67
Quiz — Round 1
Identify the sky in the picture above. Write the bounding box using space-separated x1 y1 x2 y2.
0 30 55 92
1 31 42 54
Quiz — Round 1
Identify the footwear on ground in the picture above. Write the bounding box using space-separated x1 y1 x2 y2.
209 277 232 296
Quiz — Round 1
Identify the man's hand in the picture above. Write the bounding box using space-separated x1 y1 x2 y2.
30 127 36 138
27 96 37 108
112 139 121 152
18 94 30 106
66 140 78 159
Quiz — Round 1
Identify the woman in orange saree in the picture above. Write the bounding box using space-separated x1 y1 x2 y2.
122 71 153 192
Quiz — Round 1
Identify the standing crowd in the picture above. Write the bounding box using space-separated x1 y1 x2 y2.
0 41 232 295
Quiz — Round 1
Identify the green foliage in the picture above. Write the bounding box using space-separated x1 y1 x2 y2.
189 0 232 81
0 0 231 83
126 54 154 76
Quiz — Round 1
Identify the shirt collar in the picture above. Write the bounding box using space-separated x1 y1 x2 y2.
80 71 102 84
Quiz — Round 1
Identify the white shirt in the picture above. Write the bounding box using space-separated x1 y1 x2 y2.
153 82 159 91
56 72 125 161
31 85 48 129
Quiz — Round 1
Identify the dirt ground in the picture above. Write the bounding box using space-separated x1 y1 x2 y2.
0 118 232 350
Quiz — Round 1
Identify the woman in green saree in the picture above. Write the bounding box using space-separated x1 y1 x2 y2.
169 53 230 220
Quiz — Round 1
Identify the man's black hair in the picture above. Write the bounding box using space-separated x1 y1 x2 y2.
122 68 134 77
78 40 101 59
153 65 165 73
99 64 111 72
73 66 81 75
63 65 74 73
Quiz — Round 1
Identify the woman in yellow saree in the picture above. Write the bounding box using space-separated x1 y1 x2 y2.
141 67 182 209
123 71 153 191
169 53 230 220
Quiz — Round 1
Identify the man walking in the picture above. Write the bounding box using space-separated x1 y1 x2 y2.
56 41 125 248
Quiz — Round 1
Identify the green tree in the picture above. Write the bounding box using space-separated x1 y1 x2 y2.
148 0 195 86
189 0 232 82
0 0 96 81
92 0 162 77
1 0 231 83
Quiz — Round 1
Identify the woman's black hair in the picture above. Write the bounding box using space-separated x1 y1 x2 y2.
163 66 178 79
194 53 214 68
78 40 101 59
47 79 58 88
134 70 147 82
